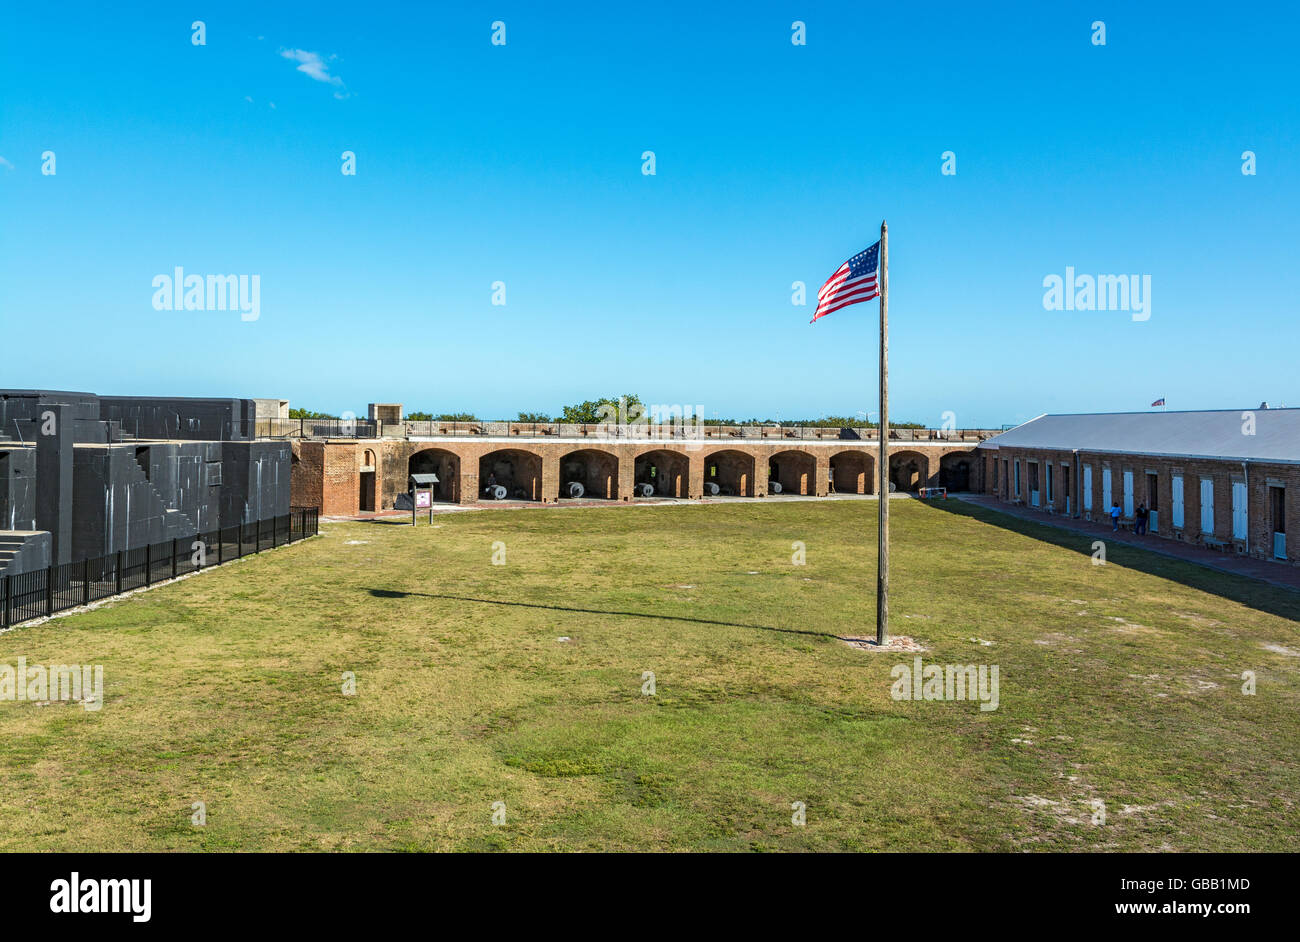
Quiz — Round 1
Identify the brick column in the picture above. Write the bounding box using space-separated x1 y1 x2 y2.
688 452 706 499
459 466 479 504
617 453 636 501
815 454 830 496
540 453 559 503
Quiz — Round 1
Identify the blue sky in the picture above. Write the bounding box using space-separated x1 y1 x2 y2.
2 1 1296 428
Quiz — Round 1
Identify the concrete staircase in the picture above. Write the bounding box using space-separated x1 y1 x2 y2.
120 458 201 540
0 531 52 577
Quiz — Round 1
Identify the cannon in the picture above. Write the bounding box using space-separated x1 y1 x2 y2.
633 482 654 498
483 484 508 500
703 482 721 496
769 481 783 494
564 481 585 499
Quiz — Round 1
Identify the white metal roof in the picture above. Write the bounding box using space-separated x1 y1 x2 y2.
978 409 1300 463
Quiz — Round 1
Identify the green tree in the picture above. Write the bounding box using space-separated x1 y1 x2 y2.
288 408 338 419
559 394 643 424
516 411 550 423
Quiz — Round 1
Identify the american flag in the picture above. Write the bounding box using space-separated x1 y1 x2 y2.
811 241 880 323
1151 397 1165 407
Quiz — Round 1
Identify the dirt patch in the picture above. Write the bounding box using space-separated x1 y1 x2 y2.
841 634 927 653
1261 643 1300 657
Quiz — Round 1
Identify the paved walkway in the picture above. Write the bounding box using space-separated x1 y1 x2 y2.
955 494 1300 593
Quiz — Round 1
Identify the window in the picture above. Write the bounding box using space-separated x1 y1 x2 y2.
1014 460 1021 498
1046 464 1054 504
207 461 223 486
1083 465 1093 510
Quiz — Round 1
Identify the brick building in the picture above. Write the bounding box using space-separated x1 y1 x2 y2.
290 422 992 516
978 409 1299 565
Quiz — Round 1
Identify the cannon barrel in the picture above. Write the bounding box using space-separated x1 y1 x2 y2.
483 484 508 500
703 482 720 496
769 481 783 494
564 481 585 499
634 482 654 498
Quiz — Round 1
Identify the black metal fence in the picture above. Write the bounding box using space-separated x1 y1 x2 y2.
0 508 319 630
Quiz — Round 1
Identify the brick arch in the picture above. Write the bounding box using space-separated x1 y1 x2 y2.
409 448 460 502
479 448 543 501
888 449 929 492
558 447 619 500
703 449 755 497
634 448 689 498
829 450 875 495
768 450 817 496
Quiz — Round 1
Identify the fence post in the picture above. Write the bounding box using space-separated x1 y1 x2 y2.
256 518 262 553
173 538 179 579
238 524 244 558
145 544 152 587
46 564 54 615
115 551 122 594
2 574 8 629
218 530 224 564
83 558 90 605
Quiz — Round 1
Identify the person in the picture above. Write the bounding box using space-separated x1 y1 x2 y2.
1134 501 1148 536
1110 501 1122 531
828 466 836 494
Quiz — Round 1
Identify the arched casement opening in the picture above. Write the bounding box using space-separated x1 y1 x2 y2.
889 450 928 492
479 449 542 501
702 449 755 497
829 451 873 495
558 448 619 500
633 449 689 498
939 451 976 492
409 448 460 502
768 450 817 496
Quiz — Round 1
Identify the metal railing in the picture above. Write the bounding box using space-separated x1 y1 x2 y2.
256 418 999 443
0 509 319 630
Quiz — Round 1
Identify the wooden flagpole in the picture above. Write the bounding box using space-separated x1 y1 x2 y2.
877 220 889 646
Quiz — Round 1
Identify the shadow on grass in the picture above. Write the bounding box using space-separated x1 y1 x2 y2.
366 588 840 640
925 497 1300 622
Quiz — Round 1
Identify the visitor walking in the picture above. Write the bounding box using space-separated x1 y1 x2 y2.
1134 501 1148 536
1110 501 1122 531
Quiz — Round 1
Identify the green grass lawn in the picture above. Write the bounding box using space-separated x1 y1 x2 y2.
1 498 1298 852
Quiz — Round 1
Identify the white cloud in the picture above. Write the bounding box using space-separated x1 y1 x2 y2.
0 156 14 171
279 49 347 96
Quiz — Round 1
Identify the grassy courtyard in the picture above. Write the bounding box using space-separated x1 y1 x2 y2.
0 498 1297 852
